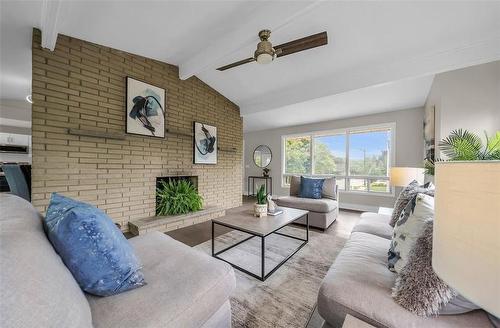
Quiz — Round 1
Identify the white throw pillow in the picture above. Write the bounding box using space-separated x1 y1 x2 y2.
388 193 434 273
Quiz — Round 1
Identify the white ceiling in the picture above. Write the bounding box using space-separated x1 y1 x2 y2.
243 74 435 132
1 1 499 132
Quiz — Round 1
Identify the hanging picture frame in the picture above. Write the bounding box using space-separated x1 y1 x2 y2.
126 77 165 138
423 105 436 161
193 122 217 164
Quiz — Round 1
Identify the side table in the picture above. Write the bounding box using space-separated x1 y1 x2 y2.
248 176 272 196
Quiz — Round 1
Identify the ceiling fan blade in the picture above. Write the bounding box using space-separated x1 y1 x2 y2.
275 31 327 58
217 57 255 71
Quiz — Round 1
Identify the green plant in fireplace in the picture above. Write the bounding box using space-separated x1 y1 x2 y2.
156 179 203 216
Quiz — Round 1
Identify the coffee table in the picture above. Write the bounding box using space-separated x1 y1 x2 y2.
212 207 309 281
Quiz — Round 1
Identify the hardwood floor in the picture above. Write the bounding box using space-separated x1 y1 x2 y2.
165 220 233 247
164 196 254 246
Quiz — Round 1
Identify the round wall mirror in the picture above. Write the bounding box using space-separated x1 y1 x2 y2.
253 145 272 168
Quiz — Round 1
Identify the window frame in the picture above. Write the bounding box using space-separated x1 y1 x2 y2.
281 122 396 197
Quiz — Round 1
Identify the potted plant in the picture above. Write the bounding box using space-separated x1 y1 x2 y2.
425 129 500 175
254 184 268 217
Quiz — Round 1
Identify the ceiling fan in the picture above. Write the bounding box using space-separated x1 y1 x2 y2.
216 30 328 71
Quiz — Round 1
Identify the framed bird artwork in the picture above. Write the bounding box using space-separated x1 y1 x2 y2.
126 77 165 138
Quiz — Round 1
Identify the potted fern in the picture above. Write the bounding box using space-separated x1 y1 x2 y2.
425 129 500 175
254 184 268 217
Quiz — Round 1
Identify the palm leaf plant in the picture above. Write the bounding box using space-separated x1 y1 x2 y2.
425 129 500 175
156 179 203 216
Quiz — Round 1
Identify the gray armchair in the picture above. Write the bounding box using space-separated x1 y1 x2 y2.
275 176 339 230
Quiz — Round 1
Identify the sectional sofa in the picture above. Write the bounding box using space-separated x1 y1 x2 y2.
0 194 235 328
317 211 492 327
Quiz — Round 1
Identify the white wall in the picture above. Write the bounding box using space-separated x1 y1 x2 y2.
244 107 424 211
425 60 500 154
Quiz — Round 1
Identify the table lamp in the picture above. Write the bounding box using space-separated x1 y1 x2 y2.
433 161 500 316
390 167 425 187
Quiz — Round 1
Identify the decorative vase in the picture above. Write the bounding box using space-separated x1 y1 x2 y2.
254 203 267 218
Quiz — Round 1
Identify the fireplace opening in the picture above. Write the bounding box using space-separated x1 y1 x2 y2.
155 175 201 216
156 175 198 191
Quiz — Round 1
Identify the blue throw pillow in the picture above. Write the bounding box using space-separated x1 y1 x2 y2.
299 176 325 199
44 193 146 296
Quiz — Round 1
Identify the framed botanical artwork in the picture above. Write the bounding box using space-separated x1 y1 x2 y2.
126 76 165 138
193 122 217 164
423 105 436 161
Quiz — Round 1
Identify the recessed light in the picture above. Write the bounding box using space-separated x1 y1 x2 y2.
26 95 33 104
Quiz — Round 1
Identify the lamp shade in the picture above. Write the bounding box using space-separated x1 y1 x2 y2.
390 167 424 186
433 161 500 316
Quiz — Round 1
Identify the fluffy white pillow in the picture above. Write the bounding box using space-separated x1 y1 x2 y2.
388 193 434 273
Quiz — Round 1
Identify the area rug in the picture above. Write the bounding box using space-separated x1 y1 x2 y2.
194 212 358 328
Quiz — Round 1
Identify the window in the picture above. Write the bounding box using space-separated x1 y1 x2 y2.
282 124 394 194
284 136 311 175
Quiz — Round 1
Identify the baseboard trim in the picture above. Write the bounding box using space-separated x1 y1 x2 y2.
340 202 378 213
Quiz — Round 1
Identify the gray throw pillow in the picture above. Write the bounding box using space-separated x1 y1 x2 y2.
390 181 435 227
392 220 457 316
392 221 480 315
289 176 301 196
322 177 337 200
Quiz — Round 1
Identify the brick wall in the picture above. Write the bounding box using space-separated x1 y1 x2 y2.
31 29 243 231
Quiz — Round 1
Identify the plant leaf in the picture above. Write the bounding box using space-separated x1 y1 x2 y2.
439 129 483 160
156 179 203 216
486 131 500 159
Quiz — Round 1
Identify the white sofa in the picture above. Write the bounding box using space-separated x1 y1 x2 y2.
0 194 235 328
317 211 492 328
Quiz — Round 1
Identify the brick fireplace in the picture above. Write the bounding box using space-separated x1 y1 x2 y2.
30 30 242 232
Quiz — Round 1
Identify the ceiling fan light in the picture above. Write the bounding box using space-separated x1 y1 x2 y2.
254 39 275 65
256 53 273 64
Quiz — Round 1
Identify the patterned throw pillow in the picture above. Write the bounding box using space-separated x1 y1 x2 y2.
299 176 325 199
389 181 435 227
390 180 419 226
44 193 146 296
388 193 434 273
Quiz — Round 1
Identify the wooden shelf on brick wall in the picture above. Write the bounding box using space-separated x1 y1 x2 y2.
68 128 126 140
165 129 193 139
217 146 237 153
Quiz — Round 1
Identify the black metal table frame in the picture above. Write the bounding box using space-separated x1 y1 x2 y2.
247 176 272 196
211 213 309 281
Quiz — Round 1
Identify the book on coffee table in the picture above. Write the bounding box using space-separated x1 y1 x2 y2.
267 207 284 216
